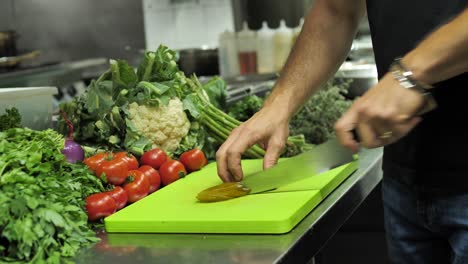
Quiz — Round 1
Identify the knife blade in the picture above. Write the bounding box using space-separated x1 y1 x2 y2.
242 138 355 194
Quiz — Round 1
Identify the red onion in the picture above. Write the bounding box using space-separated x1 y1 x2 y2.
60 110 84 163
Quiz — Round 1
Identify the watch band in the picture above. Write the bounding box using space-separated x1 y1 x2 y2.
389 58 437 115
390 60 428 95
393 58 433 90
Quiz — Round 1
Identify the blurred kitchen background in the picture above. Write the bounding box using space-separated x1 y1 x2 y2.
0 0 376 101
0 1 384 262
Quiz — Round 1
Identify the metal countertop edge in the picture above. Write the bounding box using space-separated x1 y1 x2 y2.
275 148 384 264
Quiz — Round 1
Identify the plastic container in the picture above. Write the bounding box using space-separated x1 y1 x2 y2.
218 30 240 77
0 87 58 130
292 18 304 44
273 19 293 72
236 22 257 75
256 21 275 74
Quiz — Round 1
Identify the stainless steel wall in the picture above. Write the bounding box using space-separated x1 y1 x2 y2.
0 0 145 64
0 1 15 30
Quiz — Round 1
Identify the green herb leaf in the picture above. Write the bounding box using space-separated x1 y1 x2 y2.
0 128 104 263
0 107 22 131
290 80 352 144
85 80 114 114
202 76 227 110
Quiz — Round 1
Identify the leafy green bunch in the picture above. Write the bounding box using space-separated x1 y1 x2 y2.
226 80 353 147
0 107 22 132
58 45 267 159
0 128 105 264
227 95 264 122
59 45 196 156
289 80 352 144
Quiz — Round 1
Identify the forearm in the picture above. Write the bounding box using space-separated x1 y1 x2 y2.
403 8 468 86
263 0 366 119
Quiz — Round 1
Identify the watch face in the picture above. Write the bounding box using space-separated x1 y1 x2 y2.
392 59 433 90
390 62 425 92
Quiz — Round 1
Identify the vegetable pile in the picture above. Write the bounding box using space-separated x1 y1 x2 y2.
0 114 203 261
0 44 353 264
0 128 105 264
82 147 208 221
227 80 353 145
58 45 265 159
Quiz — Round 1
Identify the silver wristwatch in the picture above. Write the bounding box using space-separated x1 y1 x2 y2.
389 58 437 114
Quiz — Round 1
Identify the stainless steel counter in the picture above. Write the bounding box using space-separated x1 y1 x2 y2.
75 148 383 264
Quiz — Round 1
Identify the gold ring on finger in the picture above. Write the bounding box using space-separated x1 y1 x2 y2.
379 131 393 139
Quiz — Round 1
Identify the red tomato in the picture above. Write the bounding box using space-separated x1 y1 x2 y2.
140 148 167 169
105 186 128 210
95 156 129 185
85 192 117 221
83 152 111 173
159 160 187 186
124 170 150 203
179 149 208 172
114 152 139 170
138 165 161 193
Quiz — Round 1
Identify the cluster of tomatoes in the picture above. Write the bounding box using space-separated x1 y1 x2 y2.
84 148 208 221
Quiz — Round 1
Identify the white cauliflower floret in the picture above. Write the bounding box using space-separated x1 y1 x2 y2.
127 98 191 153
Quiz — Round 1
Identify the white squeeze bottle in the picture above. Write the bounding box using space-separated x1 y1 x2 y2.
292 18 304 44
236 22 257 75
218 30 239 77
273 19 293 72
256 21 275 74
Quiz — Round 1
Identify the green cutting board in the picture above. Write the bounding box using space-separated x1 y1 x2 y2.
105 159 358 234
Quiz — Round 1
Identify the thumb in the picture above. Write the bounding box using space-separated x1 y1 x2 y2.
263 139 285 170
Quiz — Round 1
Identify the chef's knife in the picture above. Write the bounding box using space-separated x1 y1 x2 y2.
242 137 355 194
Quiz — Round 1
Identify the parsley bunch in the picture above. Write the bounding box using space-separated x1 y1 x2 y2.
0 128 105 264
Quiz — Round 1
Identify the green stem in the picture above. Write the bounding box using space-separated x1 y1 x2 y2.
244 150 262 159
202 115 232 138
0 161 11 178
202 108 266 157
205 122 262 158
203 108 239 130
205 104 242 126
96 69 111 83
142 53 156 82
191 80 241 126
251 145 266 156
211 133 260 158
190 76 265 158
203 118 229 138
248 149 264 159
210 133 226 144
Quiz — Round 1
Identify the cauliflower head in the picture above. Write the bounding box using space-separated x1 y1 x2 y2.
127 98 191 153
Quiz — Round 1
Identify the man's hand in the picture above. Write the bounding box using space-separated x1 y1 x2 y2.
215 0 365 183
335 73 425 151
216 107 290 182
335 8 468 151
